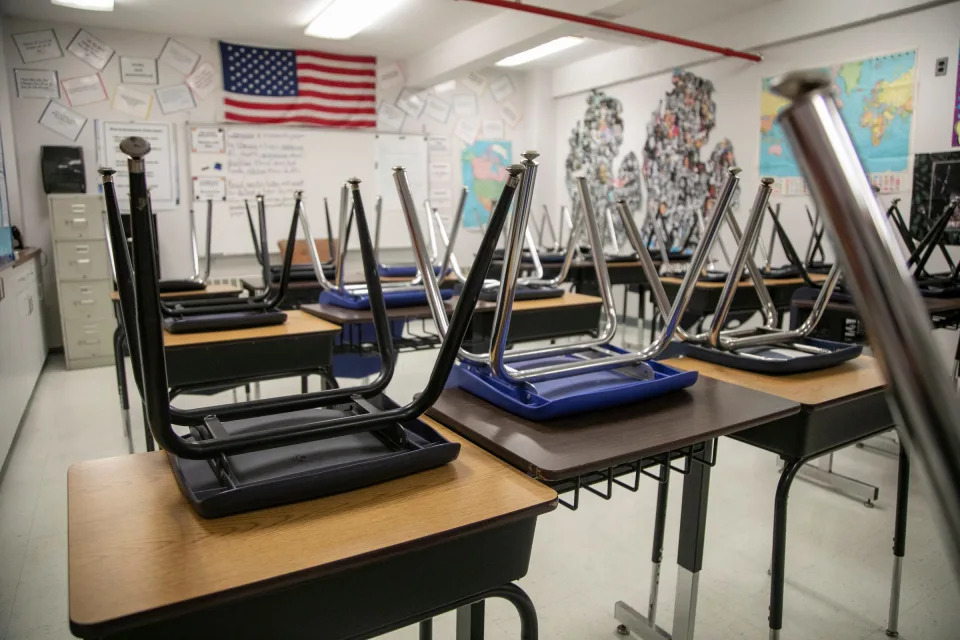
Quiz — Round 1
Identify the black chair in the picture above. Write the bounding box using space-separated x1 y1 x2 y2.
104 135 523 517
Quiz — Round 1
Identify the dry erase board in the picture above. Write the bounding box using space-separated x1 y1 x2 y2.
96 120 179 214
375 133 429 241
187 123 395 256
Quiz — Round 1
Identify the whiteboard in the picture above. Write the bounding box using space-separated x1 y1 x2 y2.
375 133 429 245
96 121 179 214
187 123 382 256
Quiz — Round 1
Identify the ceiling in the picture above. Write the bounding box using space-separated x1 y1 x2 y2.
0 0 776 67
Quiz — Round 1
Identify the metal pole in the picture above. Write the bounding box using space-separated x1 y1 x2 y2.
775 71 960 568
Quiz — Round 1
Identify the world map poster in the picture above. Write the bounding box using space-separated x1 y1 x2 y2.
461 140 512 228
760 50 916 194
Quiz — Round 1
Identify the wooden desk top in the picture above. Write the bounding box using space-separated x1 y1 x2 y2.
429 378 799 481
660 273 828 290
299 292 602 325
661 355 886 407
163 310 341 348
67 420 557 633
110 283 244 302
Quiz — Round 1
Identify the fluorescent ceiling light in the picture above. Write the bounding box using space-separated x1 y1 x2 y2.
432 80 456 94
495 37 584 67
51 0 114 10
305 0 402 40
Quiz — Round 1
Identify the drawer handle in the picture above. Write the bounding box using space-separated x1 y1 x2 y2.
75 245 90 253
77 299 96 306
79 287 92 294
79 339 101 345
70 204 87 212
74 259 92 265
67 217 89 226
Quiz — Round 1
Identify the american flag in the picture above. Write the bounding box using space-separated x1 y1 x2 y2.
219 41 377 128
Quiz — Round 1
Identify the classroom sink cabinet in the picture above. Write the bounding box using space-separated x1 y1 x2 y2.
0 251 47 467
49 195 114 370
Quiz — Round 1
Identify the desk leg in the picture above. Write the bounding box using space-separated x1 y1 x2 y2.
672 454 710 640
769 458 804 639
615 468 670 638
456 602 484 639
886 445 910 637
615 452 710 640
112 326 133 454
419 619 433 639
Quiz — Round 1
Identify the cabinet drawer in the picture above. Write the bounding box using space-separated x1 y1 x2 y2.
60 280 112 320
51 198 106 240
64 319 115 359
56 241 109 281
11 260 37 294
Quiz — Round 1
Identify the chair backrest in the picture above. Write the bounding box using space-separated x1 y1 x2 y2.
277 238 336 265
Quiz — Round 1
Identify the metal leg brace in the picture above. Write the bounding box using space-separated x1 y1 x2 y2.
789 451 879 507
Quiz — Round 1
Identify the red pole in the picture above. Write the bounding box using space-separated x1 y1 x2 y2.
462 0 763 63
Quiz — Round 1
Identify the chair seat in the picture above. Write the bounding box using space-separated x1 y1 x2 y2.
163 310 287 333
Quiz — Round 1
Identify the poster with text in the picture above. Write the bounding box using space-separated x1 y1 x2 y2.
461 140 511 228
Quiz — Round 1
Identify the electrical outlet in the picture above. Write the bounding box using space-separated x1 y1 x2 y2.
935 57 948 76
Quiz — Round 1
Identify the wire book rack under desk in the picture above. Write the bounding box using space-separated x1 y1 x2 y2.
549 440 718 511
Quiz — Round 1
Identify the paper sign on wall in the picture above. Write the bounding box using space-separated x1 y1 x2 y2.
461 72 488 95
120 57 158 85
454 119 479 145
38 101 86 141
155 84 196 114
193 176 226 200
490 75 515 103
113 85 153 119
66 29 114 71
186 61 217 100
62 74 108 107
429 162 452 184
190 126 225 153
481 119 505 139
12 30 62 64
429 188 452 210
428 136 451 156
453 94 478 117
396 89 425 118
378 102 406 132
159 38 200 75
14 68 59 99
377 62 404 90
424 95 451 124
99 121 178 211
500 102 522 128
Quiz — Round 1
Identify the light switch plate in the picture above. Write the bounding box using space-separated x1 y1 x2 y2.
935 57 948 76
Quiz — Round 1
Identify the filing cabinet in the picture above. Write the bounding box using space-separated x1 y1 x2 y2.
49 194 114 369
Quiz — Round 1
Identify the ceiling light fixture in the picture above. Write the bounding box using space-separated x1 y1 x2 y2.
51 0 114 10
495 36 584 67
305 0 403 40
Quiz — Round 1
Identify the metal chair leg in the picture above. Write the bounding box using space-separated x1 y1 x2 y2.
886 444 910 637
113 326 133 453
769 457 806 639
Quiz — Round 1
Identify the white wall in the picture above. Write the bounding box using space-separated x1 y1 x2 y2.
551 2 960 267
0 16 23 230
2 16 529 344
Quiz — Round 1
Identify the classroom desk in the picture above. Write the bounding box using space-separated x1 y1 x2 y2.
791 294 960 367
245 273 460 309
428 379 799 640
662 355 899 638
113 310 341 454
110 283 244 303
300 292 604 353
67 419 558 640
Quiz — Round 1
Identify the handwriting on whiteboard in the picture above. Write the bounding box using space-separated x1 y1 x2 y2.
225 129 308 203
